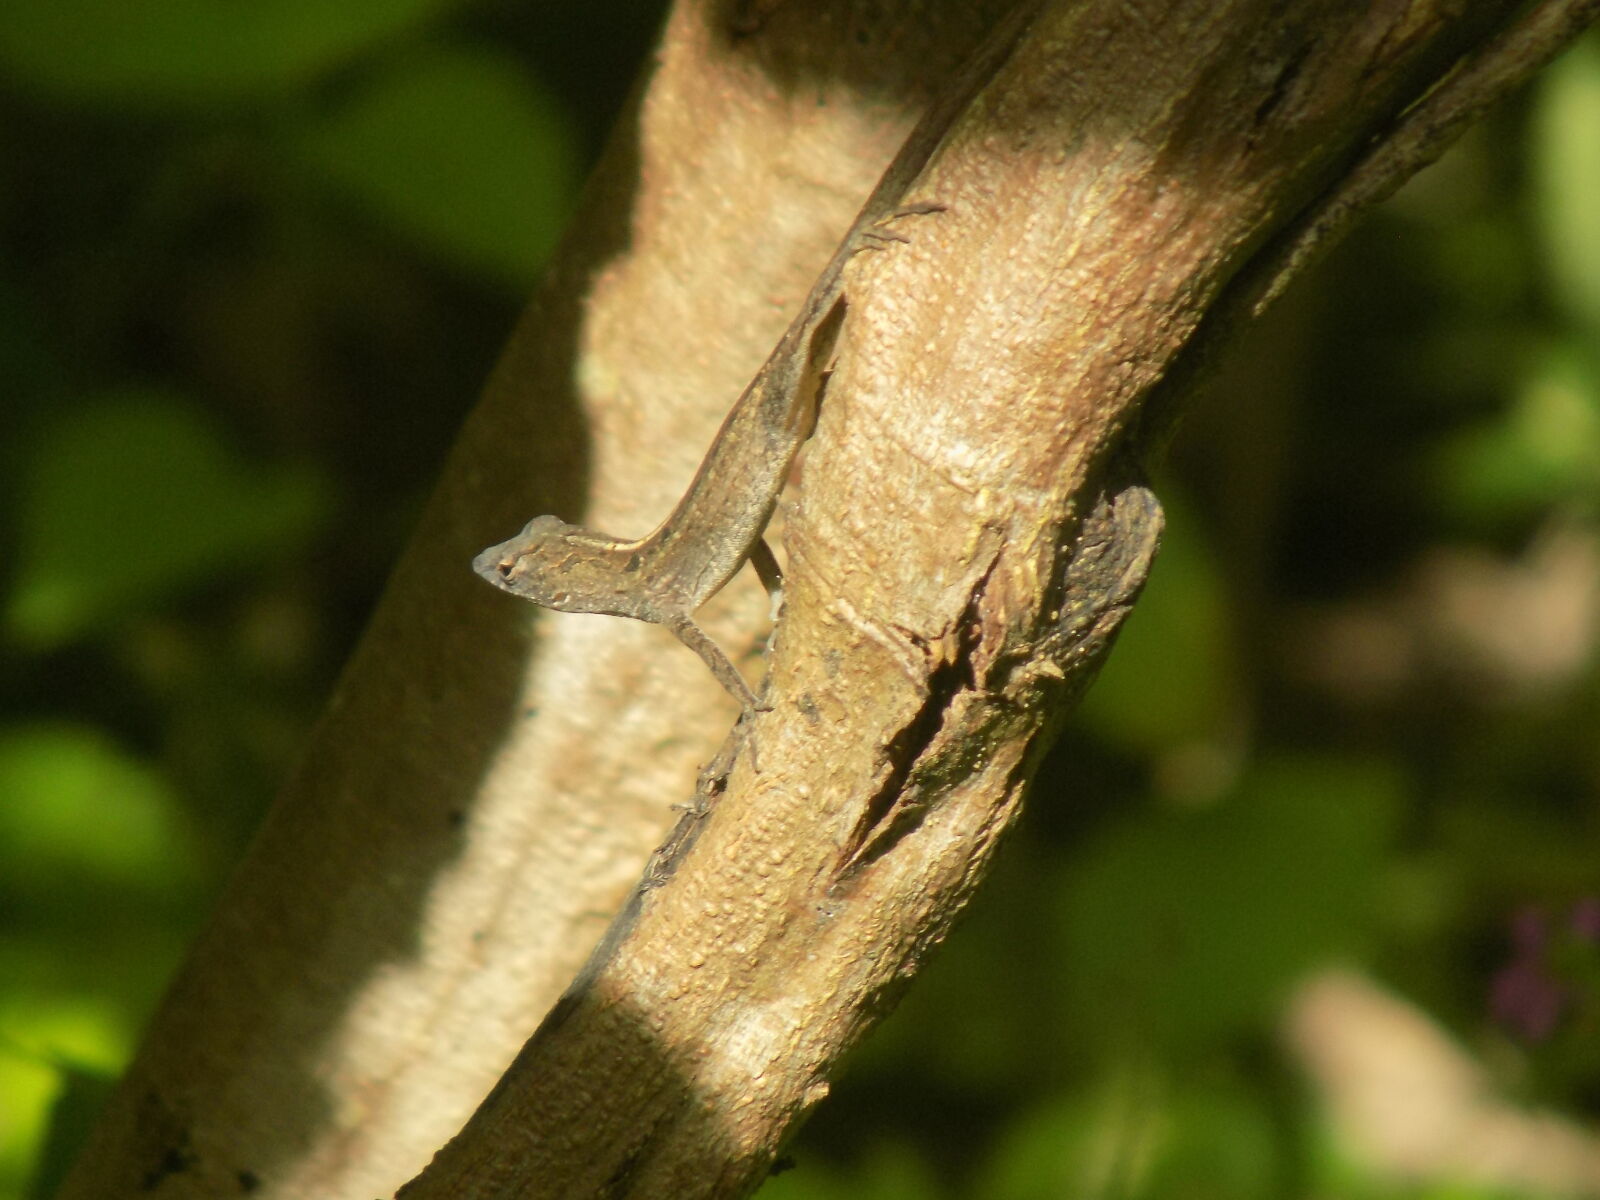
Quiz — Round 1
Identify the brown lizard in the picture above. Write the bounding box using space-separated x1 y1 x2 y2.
474 4 1039 718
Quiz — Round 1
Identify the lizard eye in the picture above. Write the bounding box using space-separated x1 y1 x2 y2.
496 560 514 579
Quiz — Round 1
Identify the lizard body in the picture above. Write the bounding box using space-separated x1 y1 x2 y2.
475 5 1037 716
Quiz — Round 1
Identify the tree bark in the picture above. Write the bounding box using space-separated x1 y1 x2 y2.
57 1 1598 1198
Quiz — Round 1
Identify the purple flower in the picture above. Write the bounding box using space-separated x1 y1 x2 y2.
1491 956 1565 1041
1490 906 1564 1042
1487 901 1600 1042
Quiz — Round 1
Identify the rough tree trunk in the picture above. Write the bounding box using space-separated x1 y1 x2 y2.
57 1 1597 1198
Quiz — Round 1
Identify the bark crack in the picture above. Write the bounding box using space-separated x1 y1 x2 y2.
833 567 995 879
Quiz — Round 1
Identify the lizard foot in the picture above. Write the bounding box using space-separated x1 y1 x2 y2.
859 201 948 249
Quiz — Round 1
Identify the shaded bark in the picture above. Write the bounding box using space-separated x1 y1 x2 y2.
57 1 1597 1198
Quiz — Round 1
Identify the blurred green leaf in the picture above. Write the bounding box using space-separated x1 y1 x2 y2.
0 724 198 1197
291 45 579 288
1428 341 1600 522
1139 1090 1279 1200
976 1072 1279 1200
0 1046 59 1200
0 0 462 107
0 1002 126 1083
976 1091 1128 1200
1053 755 1400 1049
0 724 195 893
5 390 327 649
0 727 232 1200
24 1059 115 1200
1535 32 1600 342
0 1004 124 1200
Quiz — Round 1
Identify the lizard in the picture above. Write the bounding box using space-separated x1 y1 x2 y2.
474 3 1040 719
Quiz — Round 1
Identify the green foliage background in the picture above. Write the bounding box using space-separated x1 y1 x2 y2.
1 4 1597 1197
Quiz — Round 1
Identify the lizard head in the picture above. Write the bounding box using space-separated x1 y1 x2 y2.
472 514 639 617
473 515 579 602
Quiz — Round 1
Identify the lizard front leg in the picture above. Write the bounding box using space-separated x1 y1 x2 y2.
664 612 764 719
